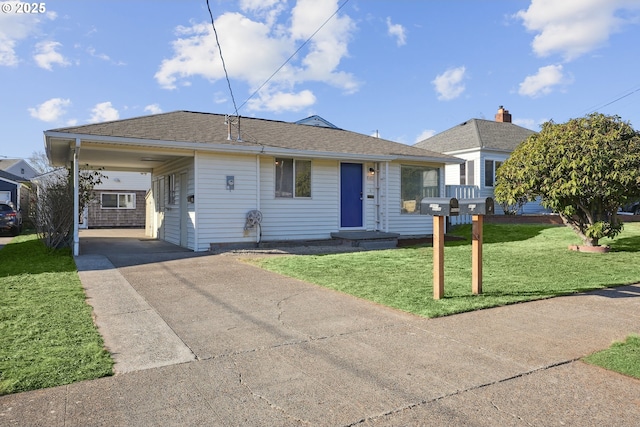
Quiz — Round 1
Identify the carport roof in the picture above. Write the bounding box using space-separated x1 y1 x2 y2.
45 110 461 170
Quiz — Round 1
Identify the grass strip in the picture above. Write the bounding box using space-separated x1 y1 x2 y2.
0 234 113 395
583 335 640 379
252 223 640 318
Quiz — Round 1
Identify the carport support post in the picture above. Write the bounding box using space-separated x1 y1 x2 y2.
73 138 80 257
433 215 445 300
472 214 483 295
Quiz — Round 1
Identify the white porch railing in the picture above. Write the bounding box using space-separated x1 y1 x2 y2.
445 185 479 225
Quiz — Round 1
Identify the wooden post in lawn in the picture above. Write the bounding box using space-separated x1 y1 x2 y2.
433 215 445 299
472 214 483 295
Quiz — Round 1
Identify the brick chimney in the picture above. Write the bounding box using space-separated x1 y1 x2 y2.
495 105 512 123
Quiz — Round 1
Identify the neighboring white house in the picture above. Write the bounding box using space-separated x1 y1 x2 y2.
0 158 39 180
44 110 462 253
415 106 548 215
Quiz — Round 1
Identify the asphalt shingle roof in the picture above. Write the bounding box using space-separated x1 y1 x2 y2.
0 169 25 182
414 118 536 153
49 111 458 162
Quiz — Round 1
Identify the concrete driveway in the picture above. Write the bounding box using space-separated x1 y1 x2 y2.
1 229 639 426
0 234 15 250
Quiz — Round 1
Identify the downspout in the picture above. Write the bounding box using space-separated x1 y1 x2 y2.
374 162 381 231
193 151 199 251
385 161 389 232
256 155 260 211
73 138 80 257
256 154 261 243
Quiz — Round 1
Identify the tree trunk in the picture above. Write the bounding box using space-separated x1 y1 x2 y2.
559 213 600 247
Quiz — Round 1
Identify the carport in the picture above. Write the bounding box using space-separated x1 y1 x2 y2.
45 132 195 256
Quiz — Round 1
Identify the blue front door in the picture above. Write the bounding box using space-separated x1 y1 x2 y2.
340 163 363 227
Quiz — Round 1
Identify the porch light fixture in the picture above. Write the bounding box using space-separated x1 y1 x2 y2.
368 167 376 175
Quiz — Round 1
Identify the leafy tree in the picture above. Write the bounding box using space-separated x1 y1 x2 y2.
28 150 56 175
495 113 640 247
33 166 105 249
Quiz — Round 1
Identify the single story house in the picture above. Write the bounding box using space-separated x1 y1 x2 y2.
414 106 548 215
44 110 462 255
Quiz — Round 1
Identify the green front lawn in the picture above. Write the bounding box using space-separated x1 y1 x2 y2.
584 334 640 379
253 223 640 318
0 234 113 395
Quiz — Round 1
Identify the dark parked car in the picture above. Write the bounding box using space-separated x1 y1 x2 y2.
621 201 640 215
0 203 22 236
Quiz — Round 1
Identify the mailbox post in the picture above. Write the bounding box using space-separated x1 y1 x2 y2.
421 198 459 299
458 198 494 295
421 197 494 299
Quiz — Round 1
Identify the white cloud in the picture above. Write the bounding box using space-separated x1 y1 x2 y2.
518 64 570 97
155 0 358 113
432 66 466 101
0 39 19 66
239 0 287 27
0 6 57 66
386 17 406 46
144 104 162 114
89 102 119 123
33 41 70 70
513 118 538 130
516 0 640 61
28 97 71 122
87 46 110 61
415 129 436 143
213 92 228 104
246 89 316 113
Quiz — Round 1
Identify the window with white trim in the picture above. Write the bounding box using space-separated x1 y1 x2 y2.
484 160 503 187
467 160 475 185
400 165 439 214
101 193 136 209
167 174 176 204
275 158 311 198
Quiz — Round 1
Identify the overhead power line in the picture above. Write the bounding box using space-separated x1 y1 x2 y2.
583 84 640 115
236 0 351 113
205 0 351 142
206 0 239 118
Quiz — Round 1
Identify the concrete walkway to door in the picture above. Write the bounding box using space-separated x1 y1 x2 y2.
1 228 639 426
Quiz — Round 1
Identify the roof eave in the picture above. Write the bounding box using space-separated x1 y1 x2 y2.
44 131 454 164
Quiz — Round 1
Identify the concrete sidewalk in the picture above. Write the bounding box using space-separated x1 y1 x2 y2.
1 230 639 426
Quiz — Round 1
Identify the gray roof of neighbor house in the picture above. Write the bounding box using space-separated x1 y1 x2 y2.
46 111 460 164
295 115 339 129
414 118 536 153
0 170 25 183
0 159 21 169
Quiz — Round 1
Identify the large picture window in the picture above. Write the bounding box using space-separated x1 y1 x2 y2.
101 193 136 209
401 165 439 214
275 158 311 198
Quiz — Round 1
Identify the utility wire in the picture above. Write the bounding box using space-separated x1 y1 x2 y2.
206 0 239 118
583 84 640 115
236 0 351 112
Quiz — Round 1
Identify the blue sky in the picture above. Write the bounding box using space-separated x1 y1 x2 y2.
2 0 640 162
